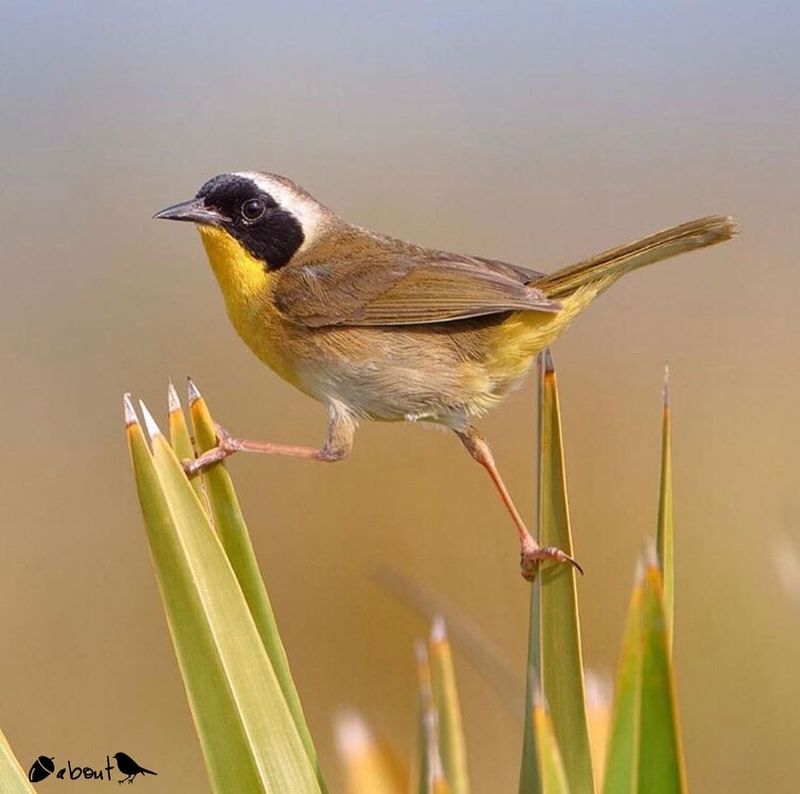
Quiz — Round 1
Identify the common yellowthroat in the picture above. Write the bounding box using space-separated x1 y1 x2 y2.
155 172 737 579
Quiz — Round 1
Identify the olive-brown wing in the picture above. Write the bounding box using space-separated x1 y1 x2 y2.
273 255 558 327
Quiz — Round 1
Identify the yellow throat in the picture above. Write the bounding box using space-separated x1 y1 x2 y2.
196 225 298 382
198 225 271 307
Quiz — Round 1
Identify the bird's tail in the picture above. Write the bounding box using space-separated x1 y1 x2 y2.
533 215 739 299
140 768 157 776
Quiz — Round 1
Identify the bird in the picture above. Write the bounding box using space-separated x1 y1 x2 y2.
154 171 737 579
112 752 157 785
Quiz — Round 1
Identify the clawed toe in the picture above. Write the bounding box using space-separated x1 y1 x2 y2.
180 424 241 478
213 423 235 447
520 543 584 580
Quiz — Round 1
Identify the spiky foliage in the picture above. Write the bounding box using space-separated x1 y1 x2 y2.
122 358 686 794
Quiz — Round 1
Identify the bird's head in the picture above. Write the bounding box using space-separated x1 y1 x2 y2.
155 172 333 295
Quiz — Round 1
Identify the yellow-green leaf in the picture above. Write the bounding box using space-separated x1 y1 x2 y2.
429 618 470 794
657 370 675 650
519 572 543 794
186 382 324 787
637 564 686 793
602 572 643 794
335 711 406 794
415 642 452 794
602 557 686 794
532 694 571 794
126 397 321 794
0 728 35 794
537 351 594 793
167 382 205 503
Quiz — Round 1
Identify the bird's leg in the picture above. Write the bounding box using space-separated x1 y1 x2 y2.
455 426 583 581
183 402 356 477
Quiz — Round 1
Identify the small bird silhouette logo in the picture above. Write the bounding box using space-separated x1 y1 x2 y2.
112 752 157 785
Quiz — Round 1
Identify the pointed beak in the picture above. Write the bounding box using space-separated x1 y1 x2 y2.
153 198 229 226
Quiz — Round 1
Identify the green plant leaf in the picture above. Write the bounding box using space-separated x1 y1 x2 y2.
637 563 685 793
185 382 324 789
602 557 686 794
519 546 543 793
415 642 452 794
429 618 470 794
126 396 322 794
532 694 571 794
657 370 674 650
0 728 35 794
537 351 594 793
519 356 546 794
167 382 205 504
602 571 643 794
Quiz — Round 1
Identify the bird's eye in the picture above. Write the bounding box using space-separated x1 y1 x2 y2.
241 199 266 222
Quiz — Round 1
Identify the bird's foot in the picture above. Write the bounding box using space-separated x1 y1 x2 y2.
520 537 584 581
182 423 239 477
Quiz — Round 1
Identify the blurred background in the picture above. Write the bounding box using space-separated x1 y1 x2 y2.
2 1 798 791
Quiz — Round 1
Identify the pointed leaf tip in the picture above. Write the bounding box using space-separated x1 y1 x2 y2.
334 709 371 757
168 380 181 414
532 345 594 794
430 615 447 644
138 400 163 440
187 377 202 404
584 669 612 710
123 393 137 427
663 362 670 408
637 539 660 583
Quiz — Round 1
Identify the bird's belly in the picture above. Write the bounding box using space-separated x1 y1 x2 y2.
242 323 485 426
268 321 537 426
291 329 481 425
234 291 596 427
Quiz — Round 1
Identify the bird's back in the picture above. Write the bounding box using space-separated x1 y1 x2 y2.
197 205 736 427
